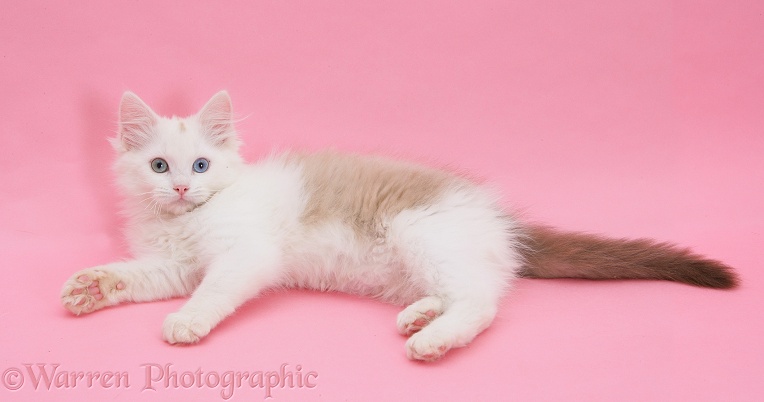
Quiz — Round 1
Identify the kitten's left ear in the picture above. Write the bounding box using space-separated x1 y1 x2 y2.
198 91 237 147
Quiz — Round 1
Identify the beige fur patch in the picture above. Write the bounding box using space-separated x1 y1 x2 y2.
291 152 469 238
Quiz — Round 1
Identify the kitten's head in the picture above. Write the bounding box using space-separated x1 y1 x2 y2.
113 91 244 216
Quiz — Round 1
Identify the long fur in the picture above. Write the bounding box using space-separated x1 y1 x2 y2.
60 91 738 362
519 225 738 288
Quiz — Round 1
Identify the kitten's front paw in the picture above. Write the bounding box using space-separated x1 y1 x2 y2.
162 312 212 344
61 268 126 315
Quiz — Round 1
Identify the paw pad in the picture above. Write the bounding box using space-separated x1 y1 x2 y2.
61 269 125 315
397 297 444 336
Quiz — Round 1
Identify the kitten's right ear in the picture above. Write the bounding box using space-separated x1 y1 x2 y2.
116 91 158 152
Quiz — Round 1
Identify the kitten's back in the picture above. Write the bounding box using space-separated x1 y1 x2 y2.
292 152 471 236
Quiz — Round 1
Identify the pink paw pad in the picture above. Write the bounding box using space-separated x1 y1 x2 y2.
402 310 441 335
397 298 445 337
63 270 127 315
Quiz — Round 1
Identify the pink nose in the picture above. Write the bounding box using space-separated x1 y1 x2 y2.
174 185 189 196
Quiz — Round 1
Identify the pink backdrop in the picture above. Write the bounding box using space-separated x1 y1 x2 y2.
1 1 762 401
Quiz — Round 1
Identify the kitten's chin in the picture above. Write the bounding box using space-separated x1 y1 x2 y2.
163 199 199 215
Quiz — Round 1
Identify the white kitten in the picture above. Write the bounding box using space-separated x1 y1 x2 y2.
61 92 737 361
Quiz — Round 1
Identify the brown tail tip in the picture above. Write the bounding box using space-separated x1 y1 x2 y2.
679 259 739 289
519 225 740 289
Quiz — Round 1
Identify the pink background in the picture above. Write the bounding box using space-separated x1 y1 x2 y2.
1 1 763 401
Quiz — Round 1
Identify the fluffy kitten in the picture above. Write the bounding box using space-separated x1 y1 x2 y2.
61 91 738 361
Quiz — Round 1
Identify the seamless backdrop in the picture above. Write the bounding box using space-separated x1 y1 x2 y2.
1 1 763 401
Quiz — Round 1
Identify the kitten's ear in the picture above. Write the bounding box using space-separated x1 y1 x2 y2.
116 92 158 152
198 91 237 147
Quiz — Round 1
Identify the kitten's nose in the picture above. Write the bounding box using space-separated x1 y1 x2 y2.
174 185 189 196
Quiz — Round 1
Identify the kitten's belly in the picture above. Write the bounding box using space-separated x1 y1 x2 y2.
297 261 421 305
283 223 424 305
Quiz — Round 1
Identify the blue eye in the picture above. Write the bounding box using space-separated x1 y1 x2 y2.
151 158 168 173
193 158 209 173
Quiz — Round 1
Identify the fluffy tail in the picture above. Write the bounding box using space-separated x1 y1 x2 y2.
518 225 738 289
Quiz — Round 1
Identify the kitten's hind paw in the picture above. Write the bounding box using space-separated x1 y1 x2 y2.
406 331 452 362
396 296 444 336
61 268 125 315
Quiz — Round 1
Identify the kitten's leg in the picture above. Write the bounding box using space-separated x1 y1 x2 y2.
396 254 508 361
61 259 197 315
162 245 281 344
401 252 510 361
405 295 499 361
396 296 445 336
391 195 521 361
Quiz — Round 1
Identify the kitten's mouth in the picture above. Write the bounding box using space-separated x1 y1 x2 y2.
161 198 198 215
154 192 214 216
166 195 211 214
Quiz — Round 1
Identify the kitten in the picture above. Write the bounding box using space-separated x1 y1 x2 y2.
61 91 738 362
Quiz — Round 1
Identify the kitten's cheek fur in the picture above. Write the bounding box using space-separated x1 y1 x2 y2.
60 267 126 315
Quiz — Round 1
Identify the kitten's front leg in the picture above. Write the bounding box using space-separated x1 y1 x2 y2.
61 258 198 315
162 246 281 344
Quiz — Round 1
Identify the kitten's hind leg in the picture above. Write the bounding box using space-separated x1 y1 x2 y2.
389 192 520 361
396 296 444 336
405 296 499 362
